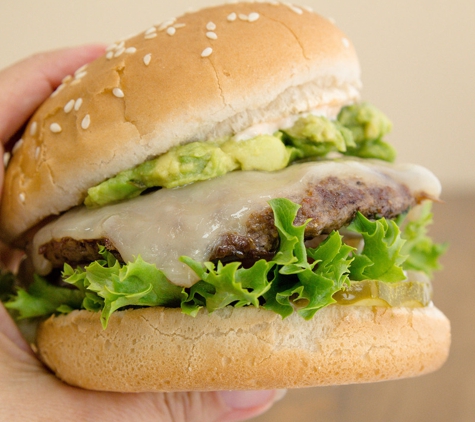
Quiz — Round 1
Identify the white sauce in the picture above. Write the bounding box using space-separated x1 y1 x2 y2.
232 105 341 141
32 160 441 287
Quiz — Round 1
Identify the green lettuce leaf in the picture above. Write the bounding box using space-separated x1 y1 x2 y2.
399 202 448 276
180 259 273 316
269 198 311 272
63 248 182 328
5 275 84 319
347 212 406 282
263 231 354 319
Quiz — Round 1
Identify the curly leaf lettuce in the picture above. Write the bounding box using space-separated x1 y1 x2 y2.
62 250 182 328
2 199 445 329
347 212 407 282
180 259 273 316
399 202 448 276
5 275 84 319
263 231 354 319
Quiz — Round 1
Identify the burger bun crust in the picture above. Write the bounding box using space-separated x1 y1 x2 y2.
36 305 451 392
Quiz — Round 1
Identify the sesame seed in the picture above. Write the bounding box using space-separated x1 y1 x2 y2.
113 87 125 98
292 6 303 15
12 139 23 154
51 83 65 97
106 51 114 60
114 48 125 57
174 23 186 29
143 53 152 66
283 3 303 14
201 47 213 58
116 41 125 50
145 27 157 35
248 12 260 22
19 193 26 203
206 31 218 40
75 64 88 75
3 152 11 167
238 14 249 21
75 71 88 80
206 22 216 31
144 33 157 39
74 98 83 111
106 43 117 52
30 121 37 136
342 37 350 48
64 99 75 113
50 123 62 133
158 18 176 31
81 115 91 130
62 75 73 84
35 146 41 160
125 47 137 54
167 27 176 35
227 12 237 22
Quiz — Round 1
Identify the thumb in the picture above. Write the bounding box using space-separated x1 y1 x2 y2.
78 389 287 422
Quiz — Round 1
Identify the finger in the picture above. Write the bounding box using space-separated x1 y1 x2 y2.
0 303 33 356
0 45 105 145
39 388 287 422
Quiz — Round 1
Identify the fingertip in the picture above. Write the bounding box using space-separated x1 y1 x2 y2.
218 389 287 421
0 44 106 143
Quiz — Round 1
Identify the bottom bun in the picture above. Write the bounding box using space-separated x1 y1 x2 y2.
36 305 450 392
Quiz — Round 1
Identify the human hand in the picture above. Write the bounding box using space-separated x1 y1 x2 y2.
0 47 286 422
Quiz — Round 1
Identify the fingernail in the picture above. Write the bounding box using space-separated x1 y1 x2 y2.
273 389 287 402
220 390 275 410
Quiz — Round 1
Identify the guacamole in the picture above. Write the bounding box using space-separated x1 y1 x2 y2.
85 102 394 208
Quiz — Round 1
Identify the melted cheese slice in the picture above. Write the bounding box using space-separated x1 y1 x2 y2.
32 160 441 287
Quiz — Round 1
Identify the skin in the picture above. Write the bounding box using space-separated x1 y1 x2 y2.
0 46 285 422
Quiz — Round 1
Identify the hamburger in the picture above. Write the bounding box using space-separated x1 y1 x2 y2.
0 2 450 392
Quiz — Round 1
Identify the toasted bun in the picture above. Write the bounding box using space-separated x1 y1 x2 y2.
0 2 360 243
36 305 450 392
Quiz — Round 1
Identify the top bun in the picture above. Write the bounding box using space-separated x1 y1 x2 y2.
0 2 360 243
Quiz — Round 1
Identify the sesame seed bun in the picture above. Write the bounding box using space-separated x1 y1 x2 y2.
0 2 360 243
36 305 450 392
1 2 451 394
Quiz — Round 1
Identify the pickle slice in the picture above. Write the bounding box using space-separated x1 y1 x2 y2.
333 273 433 307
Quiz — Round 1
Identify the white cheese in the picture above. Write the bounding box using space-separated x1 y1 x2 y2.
32 160 441 287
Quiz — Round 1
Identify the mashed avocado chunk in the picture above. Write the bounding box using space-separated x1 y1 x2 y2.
85 102 395 208
337 102 396 162
86 142 238 207
282 115 354 159
221 135 292 171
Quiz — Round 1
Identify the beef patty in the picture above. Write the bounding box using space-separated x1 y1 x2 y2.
39 176 414 269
